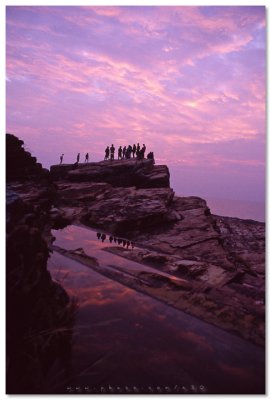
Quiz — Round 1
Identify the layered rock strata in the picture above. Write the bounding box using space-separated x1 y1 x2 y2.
50 159 169 188
50 159 265 346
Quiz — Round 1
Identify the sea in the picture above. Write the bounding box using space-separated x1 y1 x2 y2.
193 196 265 223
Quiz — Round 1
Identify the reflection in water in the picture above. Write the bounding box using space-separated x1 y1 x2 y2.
96 231 134 249
48 225 265 394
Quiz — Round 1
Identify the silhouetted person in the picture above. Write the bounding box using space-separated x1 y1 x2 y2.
101 233 106 242
131 242 134 249
136 143 140 156
126 145 132 159
110 144 115 161
132 144 136 158
147 151 154 161
123 239 127 247
142 144 146 158
118 238 122 245
77 153 80 163
137 148 144 160
127 240 130 249
118 146 122 160
85 153 89 163
114 237 117 243
60 154 64 164
122 146 127 159
109 236 113 243
97 232 101 240
105 146 110 160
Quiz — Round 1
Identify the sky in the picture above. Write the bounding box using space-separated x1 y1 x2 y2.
6 6 266 206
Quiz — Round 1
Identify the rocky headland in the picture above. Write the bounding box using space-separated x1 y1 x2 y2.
49 157 265 346
6 132 265 394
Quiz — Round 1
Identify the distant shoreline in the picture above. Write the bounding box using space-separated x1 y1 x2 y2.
194 196 264 223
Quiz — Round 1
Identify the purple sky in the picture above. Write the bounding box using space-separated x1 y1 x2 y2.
6 6 265 203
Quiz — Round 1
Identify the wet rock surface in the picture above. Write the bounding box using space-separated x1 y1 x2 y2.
51 159 265 346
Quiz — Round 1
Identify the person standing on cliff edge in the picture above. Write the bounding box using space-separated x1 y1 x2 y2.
77 153 80 163
132 144 136 158
118 146 122 160
142 144 146 158
136 143 140 157
60 154 64 164
122 146 127 159
85 153 89 163
104 146 110 160
110 144 115 161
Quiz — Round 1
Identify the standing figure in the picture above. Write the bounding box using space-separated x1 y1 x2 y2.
118 146 122 160
105 146 110 160
136 143 140 157
142 144 146 158
60 154 64 164
126 145 132 159
77 153 80 163
122 146 127 159
110 144 115 161
132 144 136 158
85 153 89 163
137 148 144 159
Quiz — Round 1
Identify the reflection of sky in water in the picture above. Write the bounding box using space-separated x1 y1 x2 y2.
52 225 137 266
48 226 265 394
52 225 178 279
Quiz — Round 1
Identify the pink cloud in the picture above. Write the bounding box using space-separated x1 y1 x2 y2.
6 6 265 204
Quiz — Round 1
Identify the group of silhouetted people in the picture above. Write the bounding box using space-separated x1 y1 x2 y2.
59 144 154 165
104 143 154 161
96 232 135 249
59 153 90 164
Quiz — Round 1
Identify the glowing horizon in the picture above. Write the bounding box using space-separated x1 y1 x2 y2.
6 6 265 203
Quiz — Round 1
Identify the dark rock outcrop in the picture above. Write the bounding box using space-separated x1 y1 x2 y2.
6 134 74 394
6 133 48 182
82 186 176 235
50 158 170 188
51 159 174 234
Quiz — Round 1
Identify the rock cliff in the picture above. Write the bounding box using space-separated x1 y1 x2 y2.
51 159 174 234
50 158 265 346
50 158 170 188
6 134 75 394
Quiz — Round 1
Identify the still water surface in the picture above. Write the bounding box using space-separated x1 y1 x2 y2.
47 225 265 394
